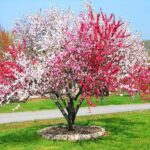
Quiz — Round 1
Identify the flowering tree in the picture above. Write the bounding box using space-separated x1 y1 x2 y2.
13 8 72 57
41 6 138 130
1 7 73 104
0 42 25 105
118 33 150 96
0 5 149 131
0 40 46 105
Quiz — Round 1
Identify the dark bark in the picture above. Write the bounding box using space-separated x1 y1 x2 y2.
52 92 68 121
53 99 68 121
66 98 84 130
66 97 75 130
67 111 74 131
51 88 83 131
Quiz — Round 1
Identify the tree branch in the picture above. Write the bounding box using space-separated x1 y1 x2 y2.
51 92 68 121
74 86 82 101
75 98 84 114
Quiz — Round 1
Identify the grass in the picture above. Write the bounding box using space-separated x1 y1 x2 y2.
0 94 149 113
0 110 150 150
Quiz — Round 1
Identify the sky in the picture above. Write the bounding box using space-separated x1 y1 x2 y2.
0 0 150 39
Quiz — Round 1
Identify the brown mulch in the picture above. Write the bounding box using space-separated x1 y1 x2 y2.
41 126 102 135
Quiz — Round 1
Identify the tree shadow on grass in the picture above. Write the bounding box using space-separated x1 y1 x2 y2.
75 117 145 145
0 122 68 146
0 127 39 145
82 117 143 132
0 123 51 145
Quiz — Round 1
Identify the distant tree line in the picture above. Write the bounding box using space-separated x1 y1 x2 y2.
144 40 150 55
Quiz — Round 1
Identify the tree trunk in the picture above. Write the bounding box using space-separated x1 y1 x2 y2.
52 89 83 131
67 115 74 131
67 97 75 131
66 98 83 131
67 109 77 131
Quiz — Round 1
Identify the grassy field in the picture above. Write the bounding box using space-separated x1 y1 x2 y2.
0 110 149 150
0 94 149 113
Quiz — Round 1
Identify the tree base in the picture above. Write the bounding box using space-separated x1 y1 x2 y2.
38 125 105 141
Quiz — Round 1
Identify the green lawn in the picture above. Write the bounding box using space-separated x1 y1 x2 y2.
0 94 149 113
0 110 150 150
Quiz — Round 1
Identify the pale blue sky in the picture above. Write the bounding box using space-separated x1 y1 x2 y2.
0 0 150 39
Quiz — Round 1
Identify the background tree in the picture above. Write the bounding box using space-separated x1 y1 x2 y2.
0 40 47 105
117 33 150 96
0 26 13 59
0 42 25 105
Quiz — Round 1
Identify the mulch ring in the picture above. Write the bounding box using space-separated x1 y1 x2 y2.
38 125 105 141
